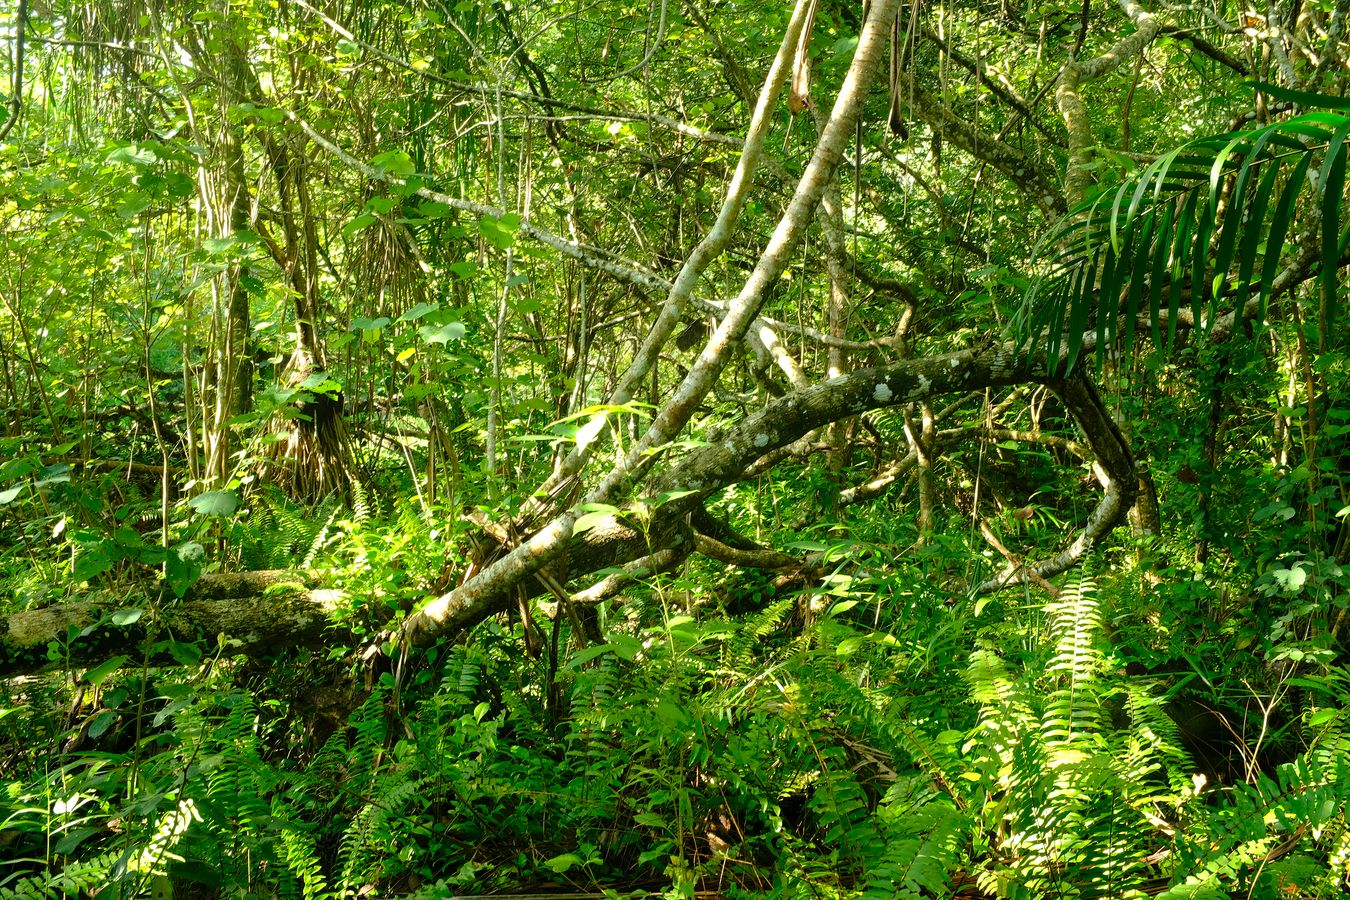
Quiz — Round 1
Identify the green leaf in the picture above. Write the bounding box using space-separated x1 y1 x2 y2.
1320 121 1349 333
574 503 620 534
544 853 583 874
1145 198 1171 349
351 315 391 336
117 194 151 219
418 321 466 344
166 541 206 598
72 540 113 582
1191 176 1217 333
169 640 202 666
106 144 159 167
1122 210 1153 352
84 655 130 686
202 236 238 254
371 150 416 177
188 490 239 516
1309 708 1340 726
1232 149 1280 327
55 826 102 855
1167 191 1198 349
398 301 440 322
1209 134 1259 307
478 214 519 250
110 608 143 626
342 213 378 238
1064 255 1096 371
1258 152 1312 325
1246 81 1350 112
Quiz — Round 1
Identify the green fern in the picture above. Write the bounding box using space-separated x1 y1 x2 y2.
959 577 1180 898
0 850 125 900
335 773 423 893
241 488 341 569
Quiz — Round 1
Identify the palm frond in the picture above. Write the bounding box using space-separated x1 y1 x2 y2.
1016 85 1350 371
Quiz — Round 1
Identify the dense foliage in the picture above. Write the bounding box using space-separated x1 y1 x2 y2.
2 0 1350 897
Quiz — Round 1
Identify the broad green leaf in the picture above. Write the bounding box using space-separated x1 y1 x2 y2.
202 236 238 254
54 826 102 856
188 490 239 516
371 150 416 177
398 301 440 322
418 321 466 344
86 712 117 740
72 540 113 582
110 608 143 626
544 853 583 874
342 213 378 238
478 214 520 250
166 541 206 598
573 504 620 534
106 144 159 167
84 655 129 686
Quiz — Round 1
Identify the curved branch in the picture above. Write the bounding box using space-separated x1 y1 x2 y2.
0 0 29 144
571 547 690 605
394 0 905 650
907 78 1067 215
536 0 816 501
289 0 740 148
976 372 1136 591
1157 25 1250 75
1057 0 1160 205
692 532 806 570
921 25 1064 143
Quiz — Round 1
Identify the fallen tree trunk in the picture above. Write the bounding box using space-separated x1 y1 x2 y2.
401 346 1138 646
1 570 343 677
3 348 1138 676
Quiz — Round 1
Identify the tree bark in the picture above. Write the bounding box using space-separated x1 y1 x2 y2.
404 343 1137 645
1 571 342 677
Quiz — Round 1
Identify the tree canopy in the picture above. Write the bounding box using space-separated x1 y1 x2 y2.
2 0 1350 896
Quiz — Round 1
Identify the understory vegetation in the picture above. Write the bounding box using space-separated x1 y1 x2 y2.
3 0 1350 897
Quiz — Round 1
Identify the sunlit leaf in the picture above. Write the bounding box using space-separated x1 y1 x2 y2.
188 490 239 516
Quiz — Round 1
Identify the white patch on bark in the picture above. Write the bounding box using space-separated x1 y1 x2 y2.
753 433 770 447
873 382 893 402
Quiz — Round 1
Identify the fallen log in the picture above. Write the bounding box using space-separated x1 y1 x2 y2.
1 570 344 678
